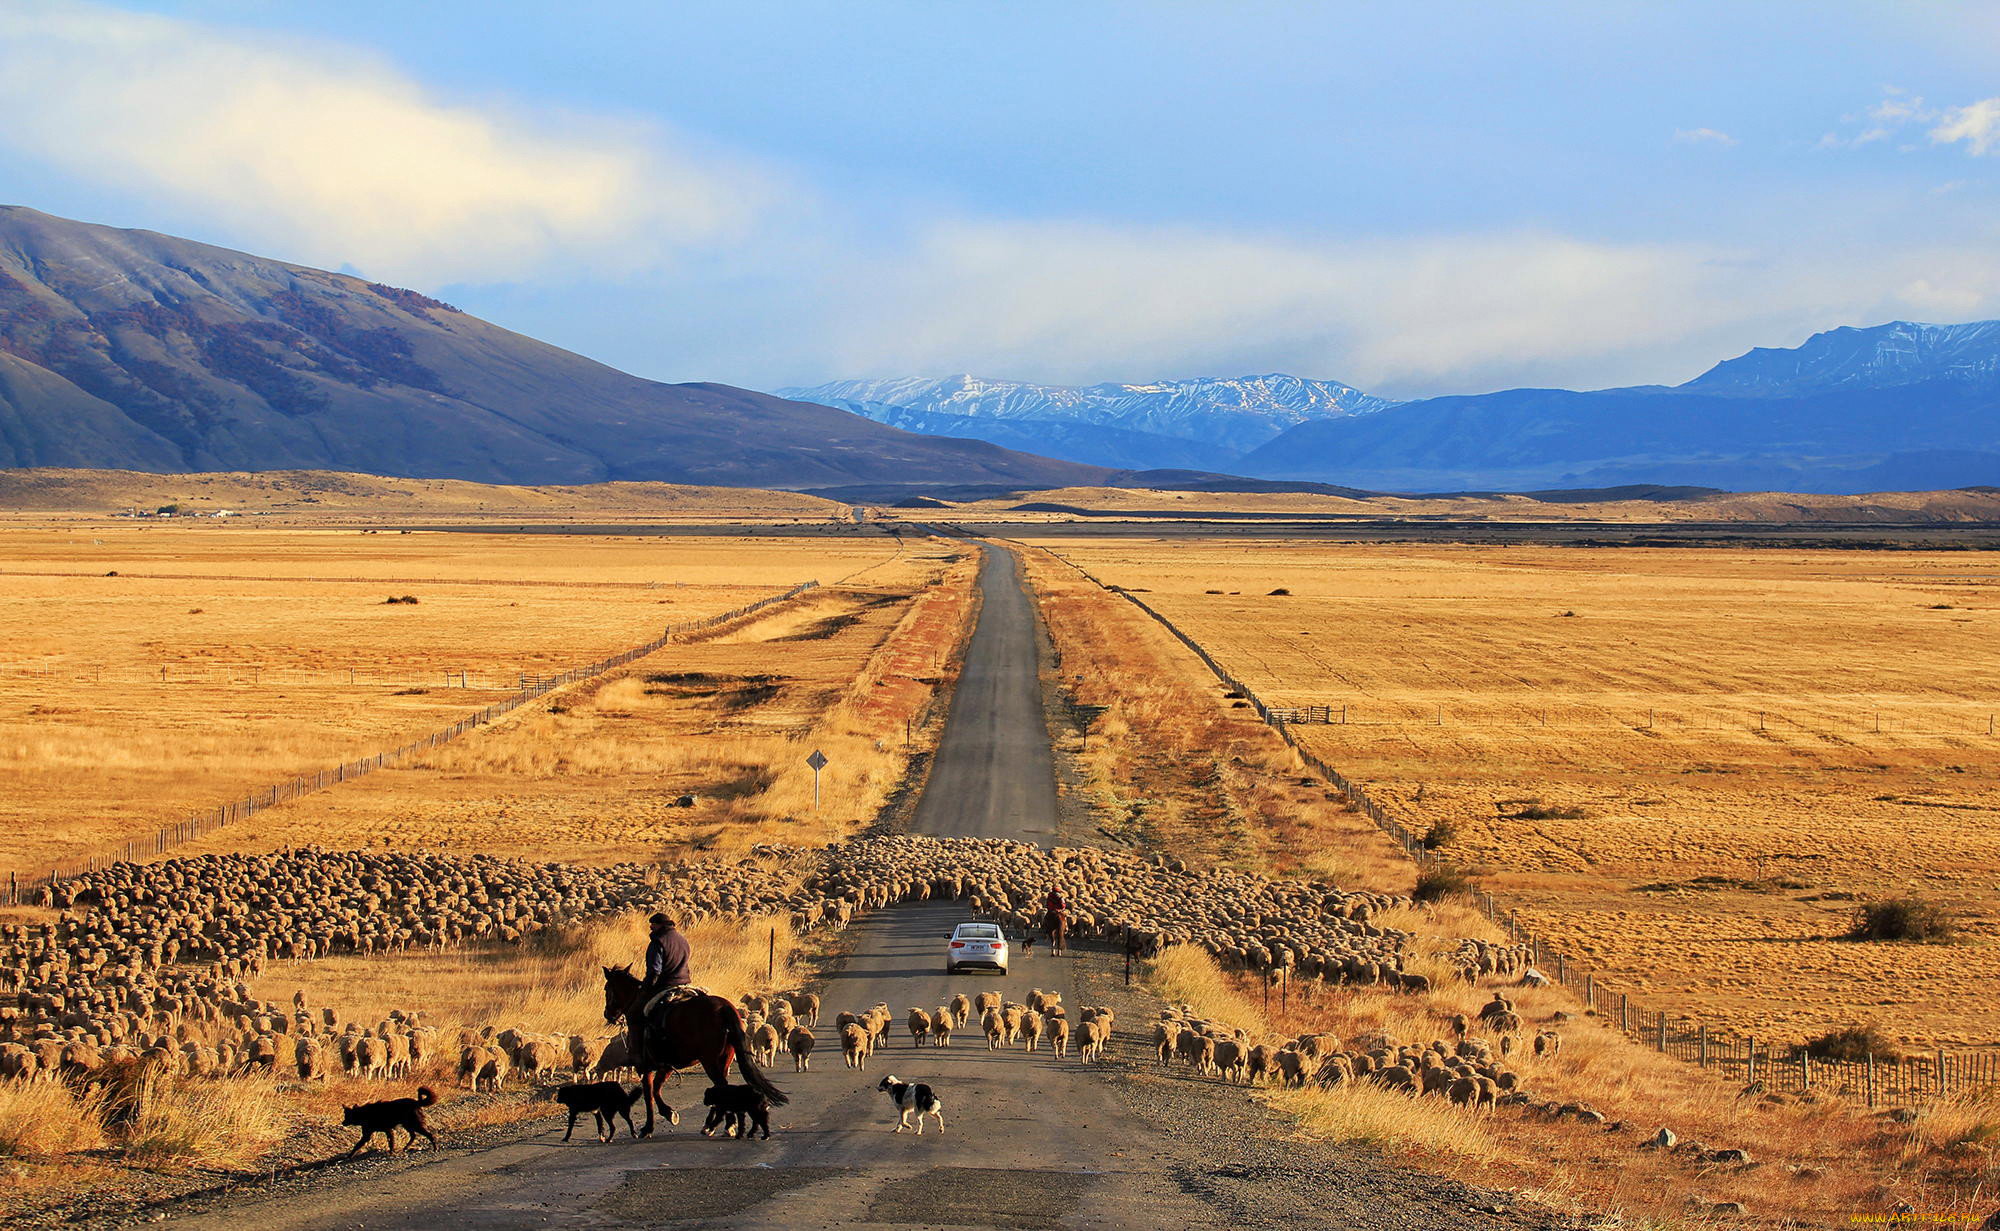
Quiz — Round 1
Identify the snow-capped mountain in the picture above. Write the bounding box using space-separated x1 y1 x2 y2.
1238 319 2000 494
1682 320 2000 397
779 373 1396 469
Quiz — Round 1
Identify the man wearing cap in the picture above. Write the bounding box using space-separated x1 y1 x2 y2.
639 913 693 1021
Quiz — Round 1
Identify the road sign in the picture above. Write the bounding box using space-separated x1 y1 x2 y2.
806 748 828 810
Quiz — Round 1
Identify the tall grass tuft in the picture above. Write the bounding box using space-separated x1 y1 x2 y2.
0 1080 109 1157
121 1078 283 1166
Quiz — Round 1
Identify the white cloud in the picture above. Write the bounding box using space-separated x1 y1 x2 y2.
1672 127 1738 146
1931 98 2000 155
773 219 2000 396
0 2 769 284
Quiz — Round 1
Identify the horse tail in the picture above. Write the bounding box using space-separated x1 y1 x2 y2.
719 999 790 1107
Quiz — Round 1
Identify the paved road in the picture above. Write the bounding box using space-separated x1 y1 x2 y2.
911 542 1060 841
155 542 1530 1231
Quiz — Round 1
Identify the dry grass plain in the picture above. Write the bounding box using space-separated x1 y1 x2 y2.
1030 537 2000 1049
161 543 977 865
0 522 930 879
1146 940 1999 1229
940 483 2000 524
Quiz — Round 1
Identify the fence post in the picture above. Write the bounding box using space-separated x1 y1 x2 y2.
1657 1013 1667 1052
1867 1052 1876 1108
1619 993 1628 1034
1584 972 1594 1009
1747 1037 1756 1085
767 927 775 982
1698 1024 1708 1067
1802 1050 1811 1090
1938 1048 1948 1098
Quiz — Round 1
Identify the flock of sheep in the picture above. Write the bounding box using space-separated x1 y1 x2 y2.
0 834 1532 1111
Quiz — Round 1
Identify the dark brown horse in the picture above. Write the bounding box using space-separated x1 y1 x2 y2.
600 966 788 1137
1044 907 1068 956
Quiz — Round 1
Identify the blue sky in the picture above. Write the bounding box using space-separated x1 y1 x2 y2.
4 1 1999 397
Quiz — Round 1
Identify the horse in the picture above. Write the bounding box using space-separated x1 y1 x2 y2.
1044 907 1068 957
600 965 789 1137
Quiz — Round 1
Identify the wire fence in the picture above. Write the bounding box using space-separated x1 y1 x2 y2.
1253 700 2000 738
1040 548 1999 1107
6 580 819 906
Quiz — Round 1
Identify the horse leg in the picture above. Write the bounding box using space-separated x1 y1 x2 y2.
653 1068 680 1126
638 1070 656 1137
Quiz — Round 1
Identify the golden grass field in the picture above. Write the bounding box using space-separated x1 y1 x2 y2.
0 521 939 879
1145 940 1999 1229
1017 544 1998 1226
0 466 849 521
940 483 2000 524
0 490 975 1213
1029 537 2000 1049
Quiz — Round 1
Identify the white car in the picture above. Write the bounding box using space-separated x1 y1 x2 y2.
946 922 1008 974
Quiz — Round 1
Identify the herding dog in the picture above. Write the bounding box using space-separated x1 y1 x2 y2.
555 1081 644 1142
342 1086 438 1155
701 1084 771 1140
877 1075 944 1135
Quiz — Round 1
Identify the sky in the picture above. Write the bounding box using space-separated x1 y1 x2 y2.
3 1 2000 399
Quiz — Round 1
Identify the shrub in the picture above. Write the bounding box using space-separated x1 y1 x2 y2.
1849 897 1959 942
383 594 420 605
1505 800 1587 821
1422 817 1459 850
1796 1022 1902 1062
1268 587 1292 596
1413 864 1474 903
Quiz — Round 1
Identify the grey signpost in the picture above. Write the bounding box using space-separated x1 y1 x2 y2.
806 748 828 810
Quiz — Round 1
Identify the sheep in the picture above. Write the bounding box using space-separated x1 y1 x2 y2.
1274 1049 1310 1087
519 1038 562 1083
930 1010 953 1048
974 991 1003 1017
1047 1015 1070 1056
907 1008 933 1048
295 1036 327 1081
841 1023 871 1070
983 1009 1006 1050
790 993 821 1027
1153 1020 1177 1066
948 993 971 1028
355 1035 388 1082
1533 1031 1562 1059
1212 1039 1246 1083
789 1026 815 1071
479 1049 511 1092
1020 1010 1044 1053
1076 1018 1106 1063
750 1023 782 1067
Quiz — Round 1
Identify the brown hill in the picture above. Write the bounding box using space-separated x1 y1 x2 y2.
0 467 850 519
0 206 1105 490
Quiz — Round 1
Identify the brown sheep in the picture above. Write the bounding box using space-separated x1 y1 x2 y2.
907 1008 933 1047
789 1026 815 1071
789 993 821 1027
841 1022 871 1070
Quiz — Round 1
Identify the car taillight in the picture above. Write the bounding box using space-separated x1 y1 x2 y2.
950 941 965 948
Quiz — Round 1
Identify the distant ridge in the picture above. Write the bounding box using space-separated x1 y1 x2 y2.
1237 320 2000 494
0 206 1105 490
781 372 1394 470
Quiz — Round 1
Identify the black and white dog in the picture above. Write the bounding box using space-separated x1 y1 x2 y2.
877 1075 945 1134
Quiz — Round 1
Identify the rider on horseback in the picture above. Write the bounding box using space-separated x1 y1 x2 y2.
1043 887 1067 951
638 913 693 1033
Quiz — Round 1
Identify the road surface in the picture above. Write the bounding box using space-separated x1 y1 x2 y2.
155 543 1535 1231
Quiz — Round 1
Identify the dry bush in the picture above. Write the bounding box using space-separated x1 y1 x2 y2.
1798 1022 1902 1062
1412 864 1474 903
0 1081 109 1158
1850 897 1960 943
120 1078 283 1167
1272 1084 1499 1160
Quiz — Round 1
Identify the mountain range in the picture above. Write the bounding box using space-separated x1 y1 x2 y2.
780 374 1394 470
795 322 2000 494
0 206 1102 489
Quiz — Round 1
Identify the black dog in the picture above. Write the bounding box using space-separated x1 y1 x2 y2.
701 1084 771 1140
342 1086 438 1155
555 1081 644 1142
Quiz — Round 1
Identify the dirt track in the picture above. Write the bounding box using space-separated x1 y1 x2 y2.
141 544 1561 1231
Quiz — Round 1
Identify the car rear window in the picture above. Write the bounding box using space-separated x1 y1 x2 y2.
956 925 1001 939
